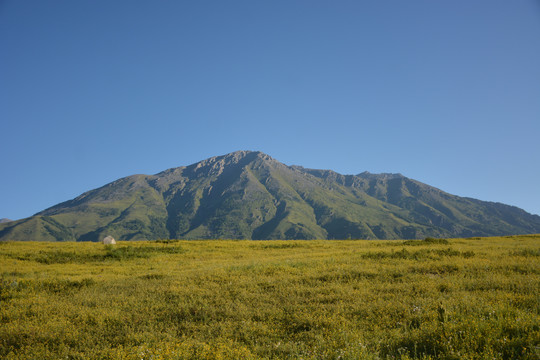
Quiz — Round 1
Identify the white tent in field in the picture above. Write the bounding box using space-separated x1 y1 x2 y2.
102 236 116 245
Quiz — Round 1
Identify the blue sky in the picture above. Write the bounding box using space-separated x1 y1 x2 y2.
1 0 539 219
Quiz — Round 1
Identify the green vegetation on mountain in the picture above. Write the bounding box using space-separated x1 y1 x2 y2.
1 151 539 241
1 235 538 359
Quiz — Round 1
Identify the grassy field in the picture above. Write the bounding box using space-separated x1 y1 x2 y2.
0 236 539 359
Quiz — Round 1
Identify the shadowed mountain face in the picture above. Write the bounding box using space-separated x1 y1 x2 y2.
2 151 540 241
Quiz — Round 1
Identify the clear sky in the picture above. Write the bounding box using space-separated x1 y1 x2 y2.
1 0 539 220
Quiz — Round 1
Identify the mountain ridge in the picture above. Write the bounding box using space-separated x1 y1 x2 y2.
1 150 539 241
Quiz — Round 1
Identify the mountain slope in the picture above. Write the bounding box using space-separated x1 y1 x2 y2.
1 151 539 241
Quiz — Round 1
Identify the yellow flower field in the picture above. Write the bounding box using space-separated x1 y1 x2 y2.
1 236 538 359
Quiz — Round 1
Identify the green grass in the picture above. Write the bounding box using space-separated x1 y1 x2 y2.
0 235 539 359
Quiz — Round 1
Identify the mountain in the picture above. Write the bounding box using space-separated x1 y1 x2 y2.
1 151 540 241
0 218 12 224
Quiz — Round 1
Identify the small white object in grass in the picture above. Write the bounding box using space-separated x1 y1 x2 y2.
102 236 116 245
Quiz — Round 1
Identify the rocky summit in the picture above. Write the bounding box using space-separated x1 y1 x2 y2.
1 151 540 241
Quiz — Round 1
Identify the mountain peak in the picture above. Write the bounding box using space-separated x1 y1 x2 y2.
185 150 275 175
196 150 273 165
220 150 273 162
2 151 540 241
